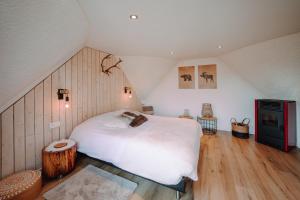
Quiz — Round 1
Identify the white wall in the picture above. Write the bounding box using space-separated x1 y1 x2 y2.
0 0 88 112
119 56 176 101
220 32 300 146
144 58 264 133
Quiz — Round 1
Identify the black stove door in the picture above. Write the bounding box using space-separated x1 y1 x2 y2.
258 109 284 150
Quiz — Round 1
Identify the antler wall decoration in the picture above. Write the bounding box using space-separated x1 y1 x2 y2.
100 54 122 76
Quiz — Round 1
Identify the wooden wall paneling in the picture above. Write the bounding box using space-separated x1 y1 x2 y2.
99 52 105 114
96 50 101 114
1 107 14 177
77 50 83 124
114 66 120 109
87 48 92 118
0 47 142 178
59 65 66 139
65 60 72 137
91 48 97 116
51 70 60 141
120 69 126 108
13 98 26 172
71 55 78 129
0 113 2 178
110 57 115 110
103 53 110 112
43 76 52 146
107 56 113 111
25 90 35 170
112 56 120 110
122 72 128 109
82 48 88 120
34 82 44 169
116 66 123 109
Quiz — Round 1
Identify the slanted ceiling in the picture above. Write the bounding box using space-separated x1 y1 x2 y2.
0 0 88 112
0 0 300 113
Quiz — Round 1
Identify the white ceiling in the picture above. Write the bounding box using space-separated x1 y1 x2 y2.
78 0 300 59
1 0 300 112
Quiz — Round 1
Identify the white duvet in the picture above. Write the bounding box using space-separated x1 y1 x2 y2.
70 110 202 185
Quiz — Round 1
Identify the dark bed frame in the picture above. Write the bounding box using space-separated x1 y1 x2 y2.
78 152 187 199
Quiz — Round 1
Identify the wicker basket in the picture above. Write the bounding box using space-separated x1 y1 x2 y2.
0 170 42 200
231 118 250 139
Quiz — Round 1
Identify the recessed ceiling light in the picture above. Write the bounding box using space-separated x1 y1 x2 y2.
130 15 138 20
170 51 174 55
218 45 223 49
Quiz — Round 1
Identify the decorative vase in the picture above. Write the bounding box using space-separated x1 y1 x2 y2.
202 103 213 117
183 109 190 116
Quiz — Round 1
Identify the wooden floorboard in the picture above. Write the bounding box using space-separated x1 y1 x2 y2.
38 131 300 200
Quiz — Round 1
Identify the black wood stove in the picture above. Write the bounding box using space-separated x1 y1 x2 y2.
255 99 296 152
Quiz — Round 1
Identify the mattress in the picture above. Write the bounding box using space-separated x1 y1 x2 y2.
70 110 202 185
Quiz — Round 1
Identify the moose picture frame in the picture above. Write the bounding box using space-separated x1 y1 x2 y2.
198 64 217 89
178 66 195 89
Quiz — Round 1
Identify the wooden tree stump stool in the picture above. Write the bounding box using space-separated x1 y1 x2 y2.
42 139 77 178
0 170 41 200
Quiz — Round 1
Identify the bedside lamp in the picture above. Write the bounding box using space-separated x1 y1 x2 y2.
57 89 70 108
124 87 132 98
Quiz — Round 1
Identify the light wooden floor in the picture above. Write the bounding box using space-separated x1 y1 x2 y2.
38 131 300 200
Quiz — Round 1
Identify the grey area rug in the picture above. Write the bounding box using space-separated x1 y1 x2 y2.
44 165 138 200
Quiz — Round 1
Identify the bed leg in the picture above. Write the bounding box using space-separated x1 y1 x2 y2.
176 191 180 199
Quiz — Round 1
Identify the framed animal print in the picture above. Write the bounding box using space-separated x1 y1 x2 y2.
178 66 195 89
198 64 217 89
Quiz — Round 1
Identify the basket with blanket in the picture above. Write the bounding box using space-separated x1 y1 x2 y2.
231 118 250 139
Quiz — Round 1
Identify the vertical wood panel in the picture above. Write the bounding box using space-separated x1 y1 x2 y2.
59 65 66 139
111 57 117 109
34 83 44 169
96 50 101 114
115 67 123 109
91 49 97 116
51 70 59 141
2 107 14 177
71 55 78 128
77 50 83 124
0 113 3 179
14 98 25 172
87 48 92 117
107 54 112 111
43 76 52 146
109 57 115 110
25 90 35 170
65 60 72 137
0 112 2 178
82 48 88 121
102 53 109 112
98 52 104 113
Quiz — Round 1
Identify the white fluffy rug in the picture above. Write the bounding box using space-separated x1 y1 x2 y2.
44 165 137 200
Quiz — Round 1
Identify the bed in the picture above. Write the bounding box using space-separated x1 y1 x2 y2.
70 110 202 197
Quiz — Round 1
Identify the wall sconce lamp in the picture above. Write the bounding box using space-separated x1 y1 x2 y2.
124 87 132 98
57 89 70 108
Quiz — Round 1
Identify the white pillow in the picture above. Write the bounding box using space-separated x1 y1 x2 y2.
102 116 130 128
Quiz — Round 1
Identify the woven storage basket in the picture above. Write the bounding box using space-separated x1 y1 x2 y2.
231 118 250 139
0 170 41 200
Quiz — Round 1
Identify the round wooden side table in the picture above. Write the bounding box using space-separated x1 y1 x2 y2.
42 139 77 178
